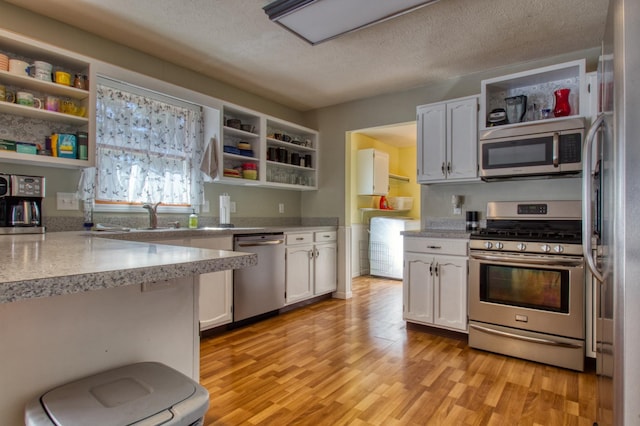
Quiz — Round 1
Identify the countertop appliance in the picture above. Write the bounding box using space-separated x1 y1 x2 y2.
468 200 585 371
479 117 585 180
0 174 45 234
369 216 420 279
586 1 640 423
233 233 285 322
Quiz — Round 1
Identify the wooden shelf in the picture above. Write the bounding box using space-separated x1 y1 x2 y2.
0 101 88 125
0 70 89 100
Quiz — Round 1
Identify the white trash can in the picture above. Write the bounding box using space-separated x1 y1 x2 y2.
25 362 209 426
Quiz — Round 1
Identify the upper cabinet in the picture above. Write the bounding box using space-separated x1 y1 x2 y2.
357 148 389 196
219 104 318 190
480 59 586 131
417 95 479 184
0 29 94 168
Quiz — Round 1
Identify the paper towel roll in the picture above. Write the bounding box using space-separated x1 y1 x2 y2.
219 193 231 225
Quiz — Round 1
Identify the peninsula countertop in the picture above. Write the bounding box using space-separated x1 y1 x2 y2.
0 231 257 304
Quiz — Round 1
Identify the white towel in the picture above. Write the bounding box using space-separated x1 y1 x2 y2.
200 136 218 182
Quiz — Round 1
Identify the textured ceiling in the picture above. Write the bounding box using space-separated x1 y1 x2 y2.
5 0 609 112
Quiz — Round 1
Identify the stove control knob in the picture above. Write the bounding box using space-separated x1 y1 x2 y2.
483 241 493 249
541 244 551 253
554 245 564 253
517 243 527 251
495 242 504 250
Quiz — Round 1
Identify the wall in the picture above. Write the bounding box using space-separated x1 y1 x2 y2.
0 2 310 227
303 48 600 227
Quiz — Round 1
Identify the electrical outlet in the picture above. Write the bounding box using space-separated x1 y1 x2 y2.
56 192 79 210
230 201 236 213
202 200 210 213
279 203 285 214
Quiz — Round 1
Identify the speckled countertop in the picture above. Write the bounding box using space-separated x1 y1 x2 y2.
0 231 257 304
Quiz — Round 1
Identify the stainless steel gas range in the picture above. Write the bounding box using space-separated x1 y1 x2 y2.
468 200 585 371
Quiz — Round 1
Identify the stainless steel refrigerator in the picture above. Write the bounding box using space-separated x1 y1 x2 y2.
583 0 640 424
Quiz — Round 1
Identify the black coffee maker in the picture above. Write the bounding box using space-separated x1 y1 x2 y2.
0 174 45 234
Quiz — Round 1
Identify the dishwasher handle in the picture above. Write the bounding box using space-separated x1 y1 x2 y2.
236 239 284 248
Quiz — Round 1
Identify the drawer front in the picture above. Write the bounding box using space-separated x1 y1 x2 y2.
404 237 468 256
286 232 313 245
314 230 337 243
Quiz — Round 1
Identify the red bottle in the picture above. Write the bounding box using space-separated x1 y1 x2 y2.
553 88 571 117
379 196 389 209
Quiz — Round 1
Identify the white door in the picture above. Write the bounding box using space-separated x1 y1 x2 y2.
417 103 447 183
285 245 314 304
403 252 434 324
314 243 337 294
447 97 478 180
433 255 468 331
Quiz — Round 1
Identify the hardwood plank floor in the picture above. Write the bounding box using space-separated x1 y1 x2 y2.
200 276 596 425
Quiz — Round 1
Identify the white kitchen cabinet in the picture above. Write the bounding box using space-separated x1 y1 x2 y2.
0 29 94 169
285 230 337 304
417 95 479 183
285 232 314 304
218 104 318 190
188 236 234 330
313 231 337 295
403 237 468 332
146 236 233 330
357 148 389 195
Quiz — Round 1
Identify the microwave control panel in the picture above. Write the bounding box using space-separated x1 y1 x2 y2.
559 133 582 163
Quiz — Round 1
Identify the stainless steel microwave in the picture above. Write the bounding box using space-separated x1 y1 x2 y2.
479 117 585 180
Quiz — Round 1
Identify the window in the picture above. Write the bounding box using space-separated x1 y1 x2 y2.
82 77 205 210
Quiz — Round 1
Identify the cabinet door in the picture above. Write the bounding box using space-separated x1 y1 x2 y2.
417 103 447 183
314 242 337 294
285 245 314 304
447 97 478 181
189 236 234 330
357 149 389 195
403 252 434 324
433 255 468 331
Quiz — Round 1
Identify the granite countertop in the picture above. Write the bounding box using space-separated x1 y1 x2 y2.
0 232 257 304
93 225 337 241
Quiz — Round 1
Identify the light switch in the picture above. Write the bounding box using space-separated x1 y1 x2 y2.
56 192 79 210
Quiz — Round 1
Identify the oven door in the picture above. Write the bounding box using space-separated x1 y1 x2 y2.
469 250 585 339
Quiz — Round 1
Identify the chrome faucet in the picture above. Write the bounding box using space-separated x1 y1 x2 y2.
142 202 161 229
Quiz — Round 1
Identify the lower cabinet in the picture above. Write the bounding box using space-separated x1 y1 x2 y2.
285 230 337 305
403 237 468 332
148 236 233 331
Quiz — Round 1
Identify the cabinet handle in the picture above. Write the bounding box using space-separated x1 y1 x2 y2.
441 162 445 176
309 250 315 259
447 162 452 173
296 237 305 241
426 245 442 249
434 263 439 277
429 263 433 276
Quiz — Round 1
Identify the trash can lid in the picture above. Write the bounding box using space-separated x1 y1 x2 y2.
40 362 201 426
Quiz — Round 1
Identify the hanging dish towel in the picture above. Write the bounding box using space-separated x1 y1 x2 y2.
200 136 218 182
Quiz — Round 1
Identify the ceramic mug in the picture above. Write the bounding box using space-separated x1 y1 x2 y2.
33 97 43 109
45 95 60 112
8 59 29 76
30 61 53 82
54 71 71 86
16 91 34 107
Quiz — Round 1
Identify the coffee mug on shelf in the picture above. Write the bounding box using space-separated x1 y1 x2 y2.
8 59 29 76
33 97 43 109
45 95 60 112
30 61 53 82
16 91 34 107
54 71 71 86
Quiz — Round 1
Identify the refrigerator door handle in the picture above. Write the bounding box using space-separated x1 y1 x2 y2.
582 112 609 282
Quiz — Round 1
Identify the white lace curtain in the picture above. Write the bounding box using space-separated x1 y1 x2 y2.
78 81 205 207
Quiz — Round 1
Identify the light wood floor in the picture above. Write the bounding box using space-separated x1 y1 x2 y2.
200 276 597 425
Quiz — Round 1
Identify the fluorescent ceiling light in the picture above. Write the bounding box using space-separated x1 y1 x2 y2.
263 0 439 45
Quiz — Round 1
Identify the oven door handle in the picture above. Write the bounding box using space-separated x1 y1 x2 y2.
469 324 583 349
470 253 584 267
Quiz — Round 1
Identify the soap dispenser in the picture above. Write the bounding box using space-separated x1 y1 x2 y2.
189 209 198 229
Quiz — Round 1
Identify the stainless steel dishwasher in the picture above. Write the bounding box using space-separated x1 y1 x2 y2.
233 233 285 322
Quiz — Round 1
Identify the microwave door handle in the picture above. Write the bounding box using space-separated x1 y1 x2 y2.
552 132 560 167
582 113 608 282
